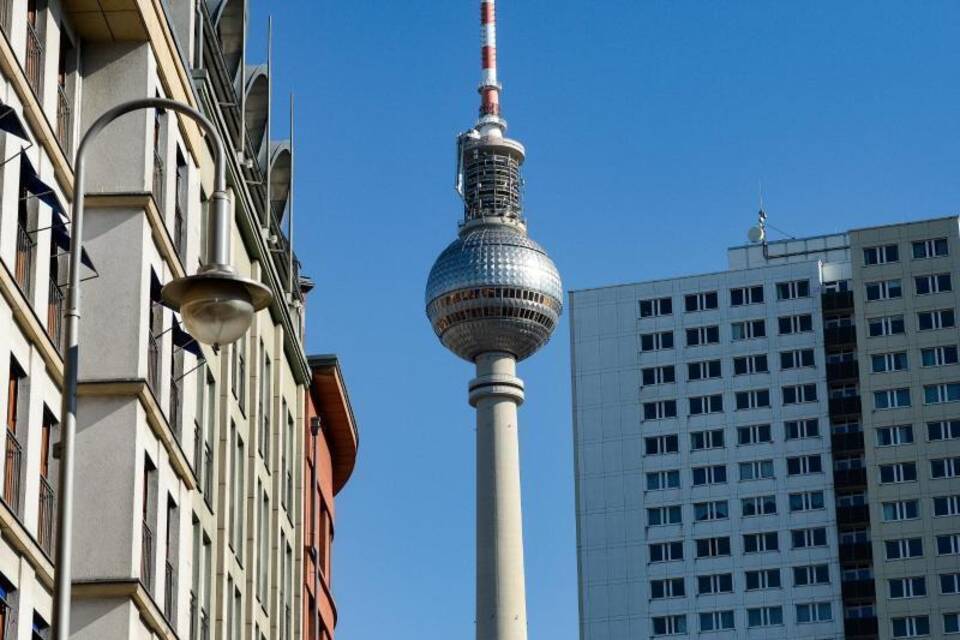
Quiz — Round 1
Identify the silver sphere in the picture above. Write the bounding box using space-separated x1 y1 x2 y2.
425 225 563 362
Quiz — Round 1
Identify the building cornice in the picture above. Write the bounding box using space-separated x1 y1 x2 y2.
72 578 176 639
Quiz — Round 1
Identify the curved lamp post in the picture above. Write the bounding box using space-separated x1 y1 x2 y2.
53 97 272 639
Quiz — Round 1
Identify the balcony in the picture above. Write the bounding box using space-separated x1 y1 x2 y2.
827 360 859 382
837 504 870 525
844 616 879 638
832 431 865 453
56 85 71 155
842 578 876 600
3 432 21 517
822 290 854 312
147 333 161 397
47 276 64 353
825 325 857 347
141 520 153 592
829 396 862 418
25 22 42 96
834 467 867 489
163 559 175 621
839 542 873 563
15 223 34 296
38 475 55 556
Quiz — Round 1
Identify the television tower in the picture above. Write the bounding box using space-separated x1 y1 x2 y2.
424 2 563 639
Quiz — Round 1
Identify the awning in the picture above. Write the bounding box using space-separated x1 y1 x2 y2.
20 154 64 217
49 209 95 271
0 103 28 141
150 270 162 303
172 319 202 358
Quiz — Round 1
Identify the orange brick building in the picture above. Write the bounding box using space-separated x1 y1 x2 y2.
304 355 359 640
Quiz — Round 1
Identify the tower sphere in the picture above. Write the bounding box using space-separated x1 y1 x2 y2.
425 223 563 362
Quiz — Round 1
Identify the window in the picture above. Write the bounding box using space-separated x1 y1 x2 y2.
940 573 960 594
690 429 724 450
737 423 772 445
840 529 869 544
787 455 822 475
685 291 718 312
730 285 764 306
732 319 765 340
686 325 719 346
696 536 731 558
889 577 927 599
647 505 682 526
781 349 815 369
646 470 680 491
785 418 819 440
918 308 955 330
696 574 733 595
872 351 908 372
791 527 827 549
790 491 825 512
935 495 960 517
946 613 960 635
912 237 948 259
922 345 959 367
925 383 960 405
733 353 768 375
688 394 723 415
651 615 686 636
882 500 919 521
866 278 903 301
778 313 813 334
692 465 726 486
233 336 247 413
832 419 862 434
643 400 677 420
864 244 899 265
735 389 770 410
640 331 673 351
699 610 735 632
686 360 720 380
834 454 864 471
876 425 914 446
650 578 685 599
640 296 672 318
782 383 817 405
693 500 728 522
937 533 960 556
649 541 684 563
879 462 917 484
793 564 830 587
846 604 875 620
642 365 676 385
929 420 960 441
739 460 774 481
745 569 780 591
747 606 783 628
915 273 952 295
796 602 832 623
742 494 776 516
883 538 923 560
875 388 911 409
932 457 960 479
744 531 778 553
868 314 905 336
645 435 679 455
776 279 810 300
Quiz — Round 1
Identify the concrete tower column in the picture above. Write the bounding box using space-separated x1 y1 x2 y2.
469 351 528 640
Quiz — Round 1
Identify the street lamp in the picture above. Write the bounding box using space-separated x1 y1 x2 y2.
53 97 272 640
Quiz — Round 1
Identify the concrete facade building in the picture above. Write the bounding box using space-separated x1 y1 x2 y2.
0 1 352 639
571 216 960 640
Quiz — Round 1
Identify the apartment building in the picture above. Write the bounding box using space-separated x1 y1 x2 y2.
571 216 960 640
0 1 343 639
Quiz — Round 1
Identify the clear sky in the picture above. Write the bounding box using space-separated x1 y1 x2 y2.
248 2 960 638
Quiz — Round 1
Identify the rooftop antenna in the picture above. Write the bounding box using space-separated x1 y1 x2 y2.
264 16 272 234
287 92 295 298
478 0 505 137
747 181 767 245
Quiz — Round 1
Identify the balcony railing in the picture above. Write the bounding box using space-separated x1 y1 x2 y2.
839 542 873 563
836 504 870 525
203 444 213 498
163 559 175 621
141 521 153 592
173 204 185 260
834 467 867 489
3 432 21 517
832 431 865 453
844 616 879 638
829 396 862 418
25 22 42 96
825 325 857 347
193 421 202 476
56 85 71 154
147 333 161 397
152 150 165 211
169 378 182 439
47 276 64 353
15 223 34 296
38 475 55 556
826 360 859 382
822 290 854 312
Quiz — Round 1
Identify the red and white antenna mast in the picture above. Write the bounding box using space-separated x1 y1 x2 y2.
478 0 505 135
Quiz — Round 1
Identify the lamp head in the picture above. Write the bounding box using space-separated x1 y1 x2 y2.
161 266 272 348
310 416 321 437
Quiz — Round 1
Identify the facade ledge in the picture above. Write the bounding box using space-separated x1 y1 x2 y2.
72 578 176 640
78 378 197 491
0 501 54 590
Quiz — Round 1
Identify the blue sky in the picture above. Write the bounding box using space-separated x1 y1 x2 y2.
248 2 960 638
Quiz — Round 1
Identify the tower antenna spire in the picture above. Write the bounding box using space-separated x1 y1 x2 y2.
479 0 505 135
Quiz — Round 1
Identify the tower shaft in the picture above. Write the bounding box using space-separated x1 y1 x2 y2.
470 352 528 640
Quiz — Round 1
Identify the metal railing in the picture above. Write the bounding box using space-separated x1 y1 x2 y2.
173 203 185 259
147 333 161 397
199 608 209 640
203 444 213 498
152 150 165 211
47 276 64 353
193 421 202 476
189 591 196 640
38 475 55 556
56 85 71 154
25 22 42 96
15 223 34 295
3 431 21 517
163 559 175 621
169 377 182 439
283 469 292 510
141 521 153 592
